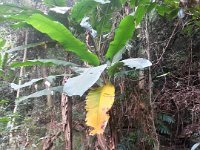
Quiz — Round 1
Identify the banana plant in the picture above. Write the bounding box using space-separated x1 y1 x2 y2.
1 0 154 135
63 0 153 135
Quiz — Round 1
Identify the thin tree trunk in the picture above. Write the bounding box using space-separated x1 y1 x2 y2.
145 16 160 150
61 77 72 150
109 110 118 150
8 29 28 147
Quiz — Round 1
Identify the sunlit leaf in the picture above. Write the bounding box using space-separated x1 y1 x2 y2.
121 58 152 69
105 0 151 61
85 83 115 135
49 7 71 14
105 15 135 61
94 0 110 4
26 14 100 66
64 64 107 96
108 58 151 77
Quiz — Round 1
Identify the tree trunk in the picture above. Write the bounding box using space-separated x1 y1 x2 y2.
61 76 72 150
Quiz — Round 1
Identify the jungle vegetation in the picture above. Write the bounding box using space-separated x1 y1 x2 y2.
0 0 200 149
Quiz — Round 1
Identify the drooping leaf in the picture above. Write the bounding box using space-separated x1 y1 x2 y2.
11 74 69 90
26 14 100 66
121 58 152 69
6 42 45 53
10 59 77 68
64 64 107 96
105 15 135 61
11 78 43 90
17 86 63 104
85 83 115 135
71 0 98 23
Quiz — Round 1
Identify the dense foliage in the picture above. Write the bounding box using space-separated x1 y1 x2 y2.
0 0 200 149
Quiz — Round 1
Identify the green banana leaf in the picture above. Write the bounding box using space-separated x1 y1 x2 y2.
26 14 100 66
105 15 135 61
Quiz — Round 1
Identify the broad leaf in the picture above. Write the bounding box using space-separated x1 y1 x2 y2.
105 15 135 61
64 64 107 96
108 58 152 77
121 58 152 69
26 14 100 66
105 0 151 61
10 59 77 68
17 86 63 104
85 83 115 135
